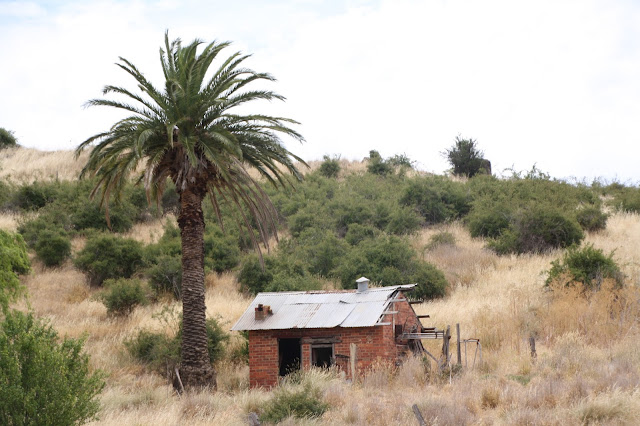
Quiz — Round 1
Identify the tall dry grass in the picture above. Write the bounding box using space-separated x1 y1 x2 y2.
5 151 640 424
0 146 89 183
14 213 633 425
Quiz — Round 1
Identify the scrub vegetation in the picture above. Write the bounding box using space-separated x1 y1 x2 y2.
1 148 640 424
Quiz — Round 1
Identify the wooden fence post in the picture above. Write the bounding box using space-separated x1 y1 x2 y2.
456 323 461 366
442 325 451 365
412 404 427 426
529 336 537 362
350 343 357 382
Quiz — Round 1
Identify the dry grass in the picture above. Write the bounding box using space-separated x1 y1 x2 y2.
0 211 20 232
5 152 640 424
13 211 640 424
0 146 89 183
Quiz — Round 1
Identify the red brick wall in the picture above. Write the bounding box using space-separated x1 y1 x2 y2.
247 290 421 388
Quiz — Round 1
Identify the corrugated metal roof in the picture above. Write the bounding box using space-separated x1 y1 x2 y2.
231 284 416 331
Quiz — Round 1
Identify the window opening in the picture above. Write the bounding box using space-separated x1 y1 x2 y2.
311 344 333 368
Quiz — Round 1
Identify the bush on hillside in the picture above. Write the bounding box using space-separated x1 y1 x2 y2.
0 180 14 210
466 202 512 239
0 128 17 149
71 200 137 233
0 310 104 425
334 235 447 298
488 207 584 255
610 187 640 213
444 136 488 178
576 206 608 232
74 234 144 286
100 278 148 316
126 317 228 374
147 255 182 299
238 255 275 294
400 176 472 224
385 206 423 235
319 155 341 178
0 230 30 310
34 229 71 267
204 225 240 273
546 244 624 290
344 223 379 246
367 150 394 176
13 181 60 211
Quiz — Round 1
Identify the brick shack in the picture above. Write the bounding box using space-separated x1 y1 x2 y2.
231 277 426 388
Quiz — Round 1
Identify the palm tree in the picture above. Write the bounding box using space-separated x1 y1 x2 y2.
77 32 305 390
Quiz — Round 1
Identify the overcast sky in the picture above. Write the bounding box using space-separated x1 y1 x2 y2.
2 0 640 182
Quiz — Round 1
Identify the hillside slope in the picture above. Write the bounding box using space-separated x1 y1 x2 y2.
1 148 639 425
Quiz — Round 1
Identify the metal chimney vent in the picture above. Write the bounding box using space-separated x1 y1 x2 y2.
356 276 369 293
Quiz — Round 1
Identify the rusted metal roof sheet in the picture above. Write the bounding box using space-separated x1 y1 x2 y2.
231 284 416 331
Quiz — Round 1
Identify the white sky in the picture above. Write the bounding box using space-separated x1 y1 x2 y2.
2 0 640 182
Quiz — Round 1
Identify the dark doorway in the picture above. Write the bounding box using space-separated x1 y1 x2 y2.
278 338 301 376
311 345 333 368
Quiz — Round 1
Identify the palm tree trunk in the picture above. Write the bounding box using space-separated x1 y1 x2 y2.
177 187 216 390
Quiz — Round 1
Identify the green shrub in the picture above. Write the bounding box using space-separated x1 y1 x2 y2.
576 206 608 232
71 200 136 233
610 187 640 213
126 317 229 374
204 225 240 273
0 310 104 425
0 230 30 276
0 179 14 210
489 207 584 255
34 229 71 267
344 223 379 245
18 206 74 248
0 230 30 310
75 234 144 286
466 203 512 239
425 231 456 250
444 136 488 178
100 278 148 316
264 273 324 293
0 128 17 149
400 176 472 224
366 150 393 176
410 262 448 300
260 383 329 423
125 330 177 372
385 206 422 235
334 236 448 298
296 229 349 277
546 244 624 290
13 181 59 211
318 155 341 178
147 255 182 299
387 153 415 169
238 255 274 294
